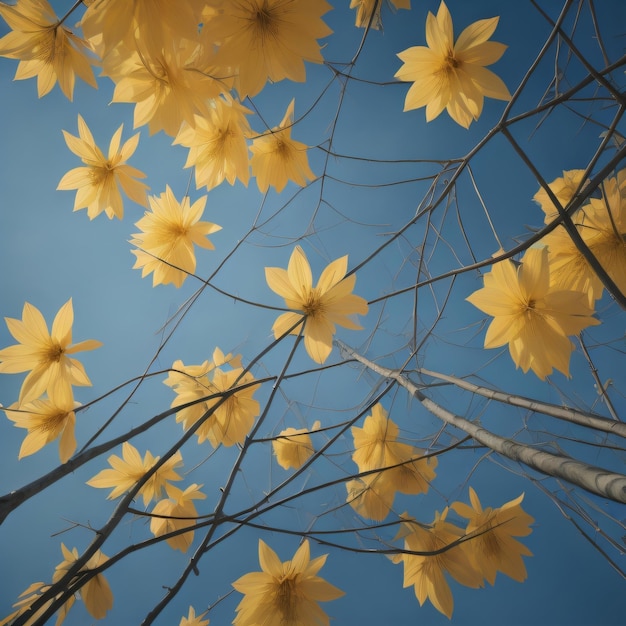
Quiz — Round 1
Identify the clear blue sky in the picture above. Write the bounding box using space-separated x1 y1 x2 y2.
0 1 624 625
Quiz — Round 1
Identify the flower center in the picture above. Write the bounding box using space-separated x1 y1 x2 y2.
46 343 65 363
302 292 323 318
38 411 69 434
277 575 298 621
445 54 460 69
254 5 278 39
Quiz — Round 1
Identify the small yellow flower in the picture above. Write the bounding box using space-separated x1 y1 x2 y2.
351 403 437 494
57 115 149 220
392 509 483 618
150 483 206 553
204 368 261 448
130 186 221 287
350 0 410 30
265 246 368 363
86 441 183 507
533 169 587 224
272 420 320 470
250 100 315 193
346 473 396 521
53 543 113 621
395 0 510 128
0 0 97 99
174 95 253 191
5 388 78 463
232 539 344 626
451 488 534 585
203 0 332 98
179 606 210 626
543 169 626 303
466 247 599 379
0 299 102 404
164 351 260 448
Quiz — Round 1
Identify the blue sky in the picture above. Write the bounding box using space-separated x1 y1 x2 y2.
0 1 625 625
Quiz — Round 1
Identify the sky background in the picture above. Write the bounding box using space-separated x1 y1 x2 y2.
0 1 625 624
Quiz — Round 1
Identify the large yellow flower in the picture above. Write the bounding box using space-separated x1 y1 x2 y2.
57 115 149 220
108 40 232 137
466 247 599 379
451 488 534 585
395 0 510 128
265 246 368 364
0 299 102 404
82 0 205 60
250 99 315 193
232 539 344 626
203 0 333 98
5 387 78 463
150 483 206 553
350 0 410 30
86 441 183 507
392 509 482 618
0 0 97 99
131 186 221 288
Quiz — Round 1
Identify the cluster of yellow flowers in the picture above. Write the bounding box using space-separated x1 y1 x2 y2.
0 299 101 463
468 167 625 380
1 1 590 624
394 488 534 618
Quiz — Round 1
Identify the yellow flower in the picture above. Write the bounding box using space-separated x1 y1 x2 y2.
346 473 396 521
179 606 210 626
350 0 410 30
53 543 113 621
130 186 221 287
466 247 599 379
533 169 587 224
86 441 183 507
0 0 97 99
545 170 626 302
164 352 260 448
150 483 206 553
0 299 102 404
395 0 510 128
392 509 482 618
250 99 316 193
174 95 253 191
108 40 232 137
351 403 437 494
57 115 149 220
203 0 332 98
204 368 261 448
5 388 78 463
82 0 205 60
265 246 368 364
451 488 533 585
232 539 344 626
272 420 320 470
